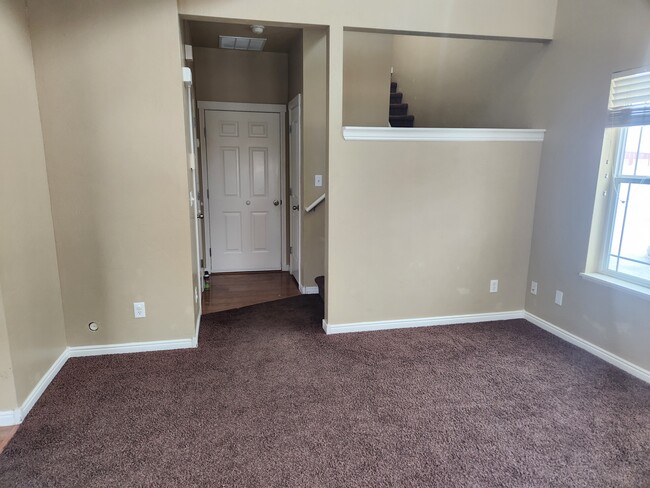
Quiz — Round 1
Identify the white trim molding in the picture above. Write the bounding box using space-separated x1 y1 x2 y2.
197 101 286 113
524 312 650 384
0 338 196 426
580 272 650 301
323 310 525 334
0 409 21 427
342 127 546 142
0 347 69 426
300 285 320 295
193 313 201 348
68 338 195 358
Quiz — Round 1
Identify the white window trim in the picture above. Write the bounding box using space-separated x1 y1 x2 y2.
598 126 650 289
580 272 650 301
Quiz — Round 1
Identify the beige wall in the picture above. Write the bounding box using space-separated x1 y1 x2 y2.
179 0 557 41
391 35 546 128
300 29 328 288
326 140 541 325
0 0 67 407
28 0 195 346
343 31 392 127
288 36 303 102
520 0 650 370
193 48 288 104
0 288 18 412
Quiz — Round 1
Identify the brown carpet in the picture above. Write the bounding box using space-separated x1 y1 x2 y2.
1 295 649 487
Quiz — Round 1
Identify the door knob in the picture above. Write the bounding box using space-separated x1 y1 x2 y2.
273 200 280 206
292 205 299 210
246 200 251 205
197 213 204 219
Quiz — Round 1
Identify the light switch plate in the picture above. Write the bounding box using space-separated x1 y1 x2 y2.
315 175 323 187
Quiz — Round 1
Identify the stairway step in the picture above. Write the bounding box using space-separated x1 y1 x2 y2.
390 81 397 93
390 92 403 104
389 115 415 127
390 103 409 116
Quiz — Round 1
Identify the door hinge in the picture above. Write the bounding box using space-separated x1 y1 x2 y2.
207 189 209 199
289 246 292 254
289 125 292 134
289 188 293 197
200 258 204 268
209 248 212 256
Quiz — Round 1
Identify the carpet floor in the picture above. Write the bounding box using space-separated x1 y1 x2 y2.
1 295 649 487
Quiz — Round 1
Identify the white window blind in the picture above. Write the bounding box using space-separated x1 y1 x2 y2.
608 68 650 127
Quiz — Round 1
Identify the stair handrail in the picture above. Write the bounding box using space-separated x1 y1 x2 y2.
305 193 326 213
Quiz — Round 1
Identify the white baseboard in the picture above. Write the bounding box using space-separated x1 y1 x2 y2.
0 409 21 427
524 312 650 384
68 338 195 358
323 310 524 335
0 347 69 426
300 285 320 295
0 337 195 426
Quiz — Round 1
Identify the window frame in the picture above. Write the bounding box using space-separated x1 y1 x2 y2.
599 125 650 288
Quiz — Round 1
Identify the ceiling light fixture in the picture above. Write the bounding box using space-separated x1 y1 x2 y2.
250 25 265 35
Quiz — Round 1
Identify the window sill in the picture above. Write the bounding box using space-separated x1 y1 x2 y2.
580 272 650 301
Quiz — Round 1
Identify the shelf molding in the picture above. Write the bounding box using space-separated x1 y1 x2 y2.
342 127 546 142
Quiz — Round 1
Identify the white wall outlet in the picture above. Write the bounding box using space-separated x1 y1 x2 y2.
315 175 323 187
194 286 199 303
133 302 146 318
530 281 538 295
490 279 499 293
555 290 563 306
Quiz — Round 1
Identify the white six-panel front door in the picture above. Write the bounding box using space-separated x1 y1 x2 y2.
205 110 282 272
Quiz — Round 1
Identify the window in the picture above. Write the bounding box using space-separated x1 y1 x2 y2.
604 125 650 285
590 68 650 289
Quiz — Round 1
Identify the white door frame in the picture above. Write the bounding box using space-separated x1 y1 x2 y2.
288 94 302 288
182 69 202 342
198 101 288 273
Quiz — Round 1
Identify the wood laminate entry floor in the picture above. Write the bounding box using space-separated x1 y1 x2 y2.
202 271 301 315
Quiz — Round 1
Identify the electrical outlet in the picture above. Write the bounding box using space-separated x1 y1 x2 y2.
490 279 499 293
133 302 146 318
530 281 538 295
555 290 563 306
194 287 199 303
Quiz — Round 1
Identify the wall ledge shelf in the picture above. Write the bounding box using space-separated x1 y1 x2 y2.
342 127 546 142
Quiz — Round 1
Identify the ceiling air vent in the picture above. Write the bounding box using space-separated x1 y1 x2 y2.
219 36 266 51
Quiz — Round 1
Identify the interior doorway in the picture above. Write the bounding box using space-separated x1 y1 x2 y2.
181 19 326 316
